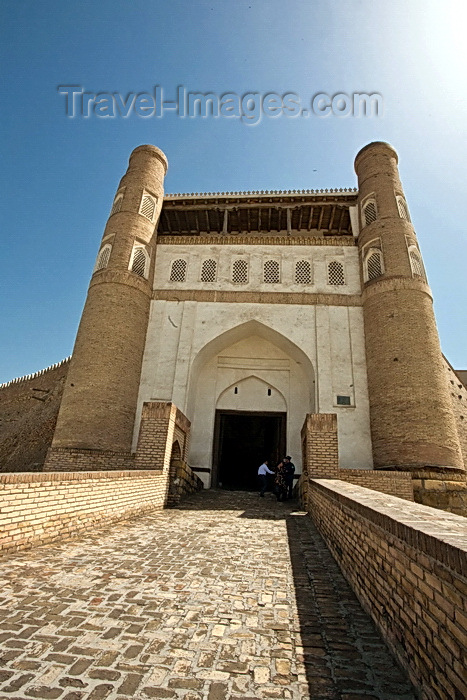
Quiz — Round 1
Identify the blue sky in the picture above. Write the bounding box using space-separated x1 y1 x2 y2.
1 0 466 383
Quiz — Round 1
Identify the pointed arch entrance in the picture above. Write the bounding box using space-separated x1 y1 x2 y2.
186 321 315 488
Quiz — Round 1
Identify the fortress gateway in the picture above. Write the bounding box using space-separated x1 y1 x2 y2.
43 142 466 509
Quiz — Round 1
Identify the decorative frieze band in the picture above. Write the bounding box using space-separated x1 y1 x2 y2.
152 289 362 306
156 235 356 247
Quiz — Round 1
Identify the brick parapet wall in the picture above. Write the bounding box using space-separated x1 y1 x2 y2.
0 451 203 555
0 471 168 555
338 469 414 500
44 447 135 472
308 479 467 700
297 470 413 507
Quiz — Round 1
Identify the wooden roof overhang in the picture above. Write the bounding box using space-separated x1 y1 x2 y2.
158 189 358 238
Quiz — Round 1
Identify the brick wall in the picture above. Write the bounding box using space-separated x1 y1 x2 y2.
300 413 414 504
1 402 202 555
134 401 191 471
301 413 339 478
338 469 414 500
309 479 467 700
44 447 135 472
0 471 168 555
44 401 192 475
0 460 203 555
0 360 70 472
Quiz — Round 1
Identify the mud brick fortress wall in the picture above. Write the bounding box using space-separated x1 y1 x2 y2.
0 359 70 472
308 479 467 700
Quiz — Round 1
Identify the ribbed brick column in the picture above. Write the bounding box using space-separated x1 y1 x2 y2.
355 142 465 509
48 145 167 460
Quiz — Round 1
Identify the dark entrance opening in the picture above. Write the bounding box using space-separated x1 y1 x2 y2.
213 410 286 490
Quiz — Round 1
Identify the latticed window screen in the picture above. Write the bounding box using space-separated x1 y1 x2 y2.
131 248 148 278
366 251 383 280
363 200 377 226
263 260 280 283
409 249 425 278
110 194 123 217
139 193 156 222
397 197 410 221
170 259 187 282
201 259 217 282
232 259 248 284
95 245 111 272
328 261 345 285
295 260 311 284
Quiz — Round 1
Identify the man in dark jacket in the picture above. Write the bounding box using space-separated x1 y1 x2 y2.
283 456 295 500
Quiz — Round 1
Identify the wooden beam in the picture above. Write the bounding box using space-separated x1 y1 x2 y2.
317 206 325 231
161 210 172 234
337 207 345 233
297 206 303 231
174 210 182 233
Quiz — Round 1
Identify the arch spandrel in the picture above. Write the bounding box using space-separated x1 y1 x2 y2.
186 320 315 418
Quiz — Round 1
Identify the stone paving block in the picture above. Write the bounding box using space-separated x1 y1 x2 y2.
0 491 417 700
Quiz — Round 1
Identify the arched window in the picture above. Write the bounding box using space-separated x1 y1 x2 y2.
232 259 248 284
362 197 377 227
327 260 345 285
139 192 157 222
364 248 384 281
170 259 187 282
110 191 124 217
295 260 312 284
396 195 410 222
94 244 112 273
201 259 217 282
263 260 280 283
130 246 149 278
408 246 426 280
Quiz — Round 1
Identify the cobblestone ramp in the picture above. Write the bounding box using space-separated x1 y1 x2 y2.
0 490 416 700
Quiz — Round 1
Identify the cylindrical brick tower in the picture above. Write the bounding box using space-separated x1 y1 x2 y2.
49 145 167 458
355 142 465 502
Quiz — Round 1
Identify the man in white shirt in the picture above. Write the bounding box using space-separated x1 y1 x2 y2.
258 460 275 497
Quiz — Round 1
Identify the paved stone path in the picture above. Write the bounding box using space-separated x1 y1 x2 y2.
0 490 416 700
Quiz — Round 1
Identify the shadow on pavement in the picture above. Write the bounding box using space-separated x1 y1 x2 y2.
176 489 417 699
